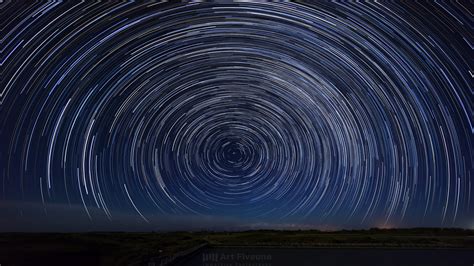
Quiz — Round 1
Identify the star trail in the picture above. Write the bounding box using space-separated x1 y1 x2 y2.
0 2 472 230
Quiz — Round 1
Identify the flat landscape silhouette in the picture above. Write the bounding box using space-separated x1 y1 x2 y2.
1 228 473 265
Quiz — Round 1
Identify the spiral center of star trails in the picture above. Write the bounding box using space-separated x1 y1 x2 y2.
225 143 246 164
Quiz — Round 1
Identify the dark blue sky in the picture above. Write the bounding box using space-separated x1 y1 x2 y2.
0 2 472 231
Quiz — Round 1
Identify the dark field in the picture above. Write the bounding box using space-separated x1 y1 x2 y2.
176 247 474 266
1 228 473 265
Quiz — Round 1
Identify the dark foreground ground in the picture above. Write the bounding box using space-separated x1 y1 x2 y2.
0 228 473 266
175 247 474 266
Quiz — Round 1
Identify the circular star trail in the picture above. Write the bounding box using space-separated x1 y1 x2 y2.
0 2 472 228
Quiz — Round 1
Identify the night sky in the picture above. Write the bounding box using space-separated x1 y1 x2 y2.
0 2 472 232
